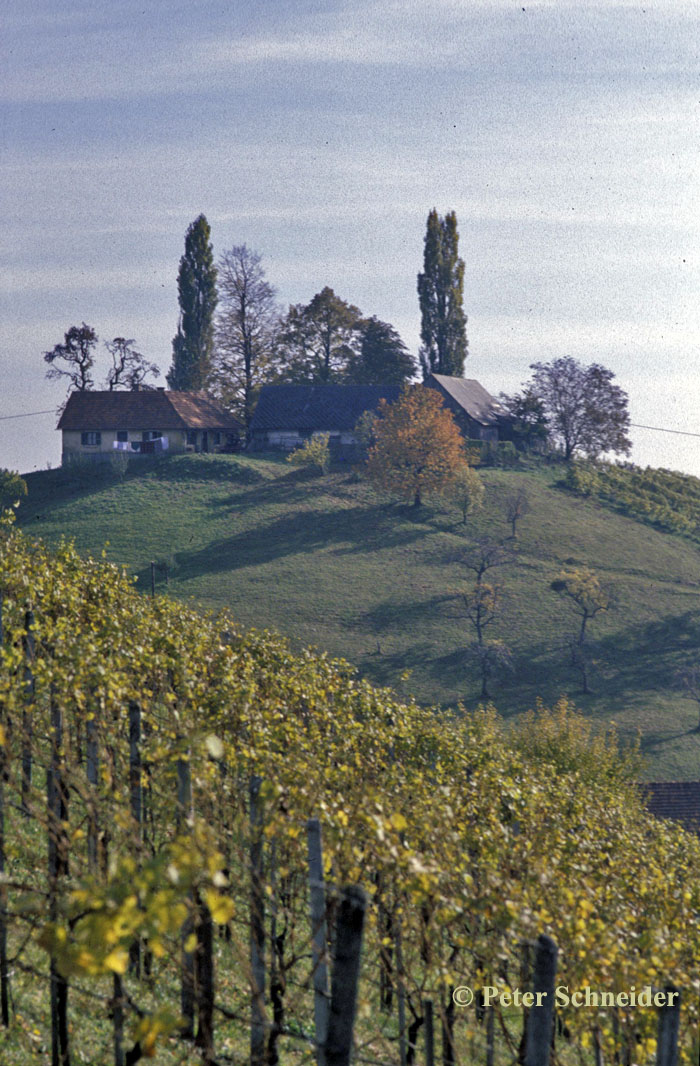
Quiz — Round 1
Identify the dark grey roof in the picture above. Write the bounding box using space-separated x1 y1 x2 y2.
57 390 240 432
427 375 507 426
250 385 403 432
642 781 700 836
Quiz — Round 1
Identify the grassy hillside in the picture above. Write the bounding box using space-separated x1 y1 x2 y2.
18 452 700 779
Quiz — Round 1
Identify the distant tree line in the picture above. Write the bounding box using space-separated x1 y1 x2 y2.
41 208 632 464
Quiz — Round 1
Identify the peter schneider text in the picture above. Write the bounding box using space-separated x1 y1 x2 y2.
453 986 679 1009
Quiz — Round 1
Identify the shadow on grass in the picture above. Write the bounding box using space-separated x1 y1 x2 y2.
590 609 700 697
359 592 456 634
22 453 264 512
150 501 430 584
143 454 266 484
640 727 700 754
358 641 437 693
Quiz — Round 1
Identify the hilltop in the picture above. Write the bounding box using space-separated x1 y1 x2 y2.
17 452 700 780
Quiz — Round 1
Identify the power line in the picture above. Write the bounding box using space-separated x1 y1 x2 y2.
630 422 700 440
0 409 56 422
1 409 699 441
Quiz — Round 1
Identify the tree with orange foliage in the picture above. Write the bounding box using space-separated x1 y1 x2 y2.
365 384 466 507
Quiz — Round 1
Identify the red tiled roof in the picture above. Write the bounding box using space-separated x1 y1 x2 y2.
166 391 240 430
642 781 700 835
57 390 239 431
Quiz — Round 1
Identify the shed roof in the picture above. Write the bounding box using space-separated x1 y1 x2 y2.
642 781 700 836
427 375 507 426
57 390 240 431
250 384 403 432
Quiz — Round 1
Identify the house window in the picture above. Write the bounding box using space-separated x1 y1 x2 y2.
116 430 128 442
142 430 162 441
81 431 101 446
212 432 221 445
187 430 197 446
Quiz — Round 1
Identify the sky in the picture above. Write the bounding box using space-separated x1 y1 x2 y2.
1 0 699 475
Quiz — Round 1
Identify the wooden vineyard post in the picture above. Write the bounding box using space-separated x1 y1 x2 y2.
250 775 266 1066
441 990 455 1066
268 840 283 1066
177 745 196 1038
518 939 532 1064
325 885 367 1066
485 1004 495 1066
21 607 35 817
128 701 142 976
48 691 70 1066
593 1027 604 1066
377 883 393 1011
395 922 407 1066
194 890 215 1065
174 742 215 1061
86 711 99 871
307 818 330 1066
112 972 125 1066
656 988 680 1066
524 935 558 1066
424 999 434 1066
0 593 9 1026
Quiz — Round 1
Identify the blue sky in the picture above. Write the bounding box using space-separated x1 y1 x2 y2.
1 0 699 474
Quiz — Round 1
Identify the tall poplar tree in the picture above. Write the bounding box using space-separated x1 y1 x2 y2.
417 209 467 378
167 214 218 391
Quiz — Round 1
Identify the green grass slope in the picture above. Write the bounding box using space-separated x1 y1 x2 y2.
18 452 700 780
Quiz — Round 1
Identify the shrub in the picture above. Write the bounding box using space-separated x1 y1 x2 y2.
286 433 331 475
466 441 518 467
496 441 518 467
561 462 600 496
109 451 130 481
0 468 28 511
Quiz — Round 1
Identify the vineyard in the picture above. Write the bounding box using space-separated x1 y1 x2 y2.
0 511 699 1065
561 461 700 542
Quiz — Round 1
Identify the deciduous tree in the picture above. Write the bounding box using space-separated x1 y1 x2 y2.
105 338 160 391
528 357 630 461
44 323 98 396
214 244 279 428
277 287 361 384
551 566 610 693
505 488 530 538
345 317 416 385
417 209 467 378
498 388 549 452
167 215 218 391
551 566 609 646
457 538 514 699
365 385 465 508
447 462 484 524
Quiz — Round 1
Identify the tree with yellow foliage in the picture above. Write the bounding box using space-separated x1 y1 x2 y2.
551 566 610 693
365 384 466 507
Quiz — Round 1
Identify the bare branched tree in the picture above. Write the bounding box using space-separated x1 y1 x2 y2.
105 338 160 391
214 245 279 429
505 488 530 539
44 323 98 398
